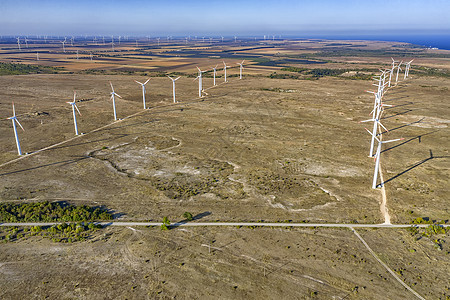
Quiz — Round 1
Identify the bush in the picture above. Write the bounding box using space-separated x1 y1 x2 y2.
183 212 193 221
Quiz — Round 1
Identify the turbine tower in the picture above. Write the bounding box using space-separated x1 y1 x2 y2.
16 37 21 50
135 78 150 109
109 82 122 121
365 129 403 189
212 65 218 86
194 67 207 98
167 76 181 103
237 60 245 79
7 102 25 155
223 61 230 82
395 61 403 85
67 92 82 135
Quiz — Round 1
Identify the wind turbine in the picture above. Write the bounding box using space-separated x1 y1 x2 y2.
388 58 398 87
365 128 403 189
194 67 207 98
7 103 25 155
134 78 150 109
76 49 79 60
60 38 66 52
24 37 29 48
90 52 93 61
223 61 230 82
167 76 181 103
395 61 403 85
67 92 82 135
109 82 122 121
212 65 218 86
36 52 39 61
16 37 21 50
360 102 389 158
237 60 245 79
404 59 414 79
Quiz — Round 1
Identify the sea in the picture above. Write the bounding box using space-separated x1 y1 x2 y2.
288 33 450 50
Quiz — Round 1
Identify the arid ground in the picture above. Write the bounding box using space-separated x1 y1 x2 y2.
0 38 448 299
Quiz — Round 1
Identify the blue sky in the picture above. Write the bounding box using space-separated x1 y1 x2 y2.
0 0 449 36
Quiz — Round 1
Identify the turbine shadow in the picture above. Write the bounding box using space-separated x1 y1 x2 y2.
50 133 131 150
383 101 414 110
0 156 89 177
382 150 449 186
382 95 410 103
381 130 438 154
380 117 426 134
381 109 414 120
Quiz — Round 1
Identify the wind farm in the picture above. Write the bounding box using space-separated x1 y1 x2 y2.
0 2 449 299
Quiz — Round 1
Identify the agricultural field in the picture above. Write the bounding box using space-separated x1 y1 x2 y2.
0 37 449 299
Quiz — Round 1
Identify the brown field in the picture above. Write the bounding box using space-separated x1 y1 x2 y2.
0 38 448 299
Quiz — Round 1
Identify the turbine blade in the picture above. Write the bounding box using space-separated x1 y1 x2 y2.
15 119 25 131
115 93 122 98
144 79 150 85
364 127 380 142
74 104 81 116
378 121 388 132
359 119 375 123
135 80 143 85
110 81 114 92
175 77 181 81
383 138 403 143
73 91 77 102
12 102 16 116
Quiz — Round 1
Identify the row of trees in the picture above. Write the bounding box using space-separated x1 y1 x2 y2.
0 201 113 222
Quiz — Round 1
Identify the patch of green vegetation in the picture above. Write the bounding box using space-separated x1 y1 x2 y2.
0 62 62 75
280 67 308 73
407 219 449 251
0 222 103 243
410 66 450 78
0 201 113 222
183 212 193 221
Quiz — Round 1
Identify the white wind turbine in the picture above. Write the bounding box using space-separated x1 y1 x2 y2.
16 37 21 50
60 38 66 52
135 78 150 109
223 61 230 82
109 82 122 121
365 128 403 189
404 59 414 79
67 92 82 135
7 102 25 155
237 60 245 79
360 101 389 158
194 67 207 98
24 37 29 48
212 65 218 86
167 76 181 103
388 58 398 87
395 61 403 85
36 52 39 61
